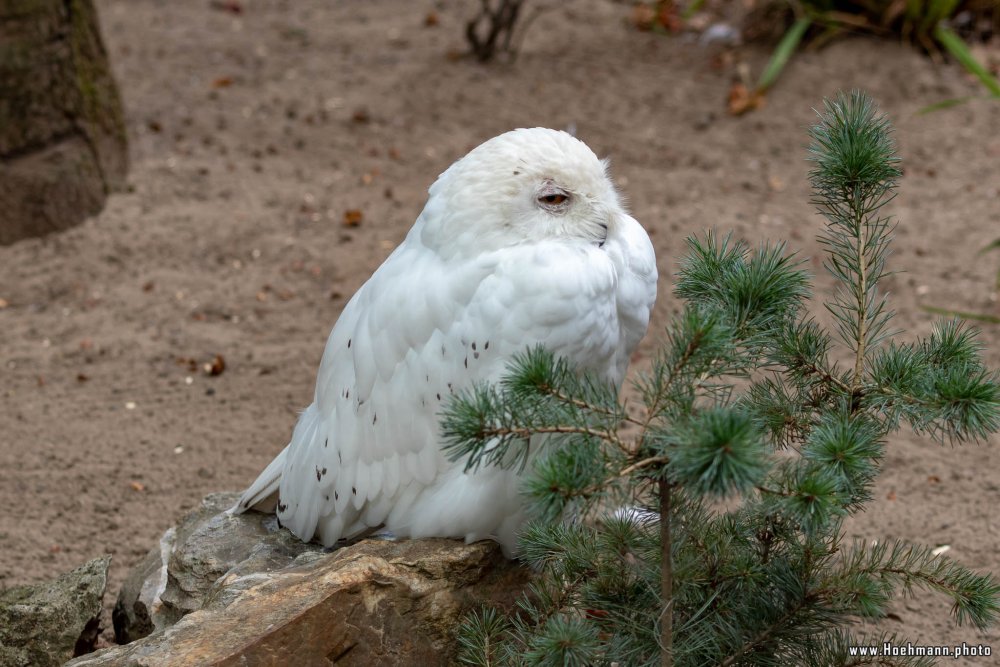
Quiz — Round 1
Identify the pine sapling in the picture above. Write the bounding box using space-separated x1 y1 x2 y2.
444 91 1000 667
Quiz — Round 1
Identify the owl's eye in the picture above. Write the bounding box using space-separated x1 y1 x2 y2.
538 193 569 205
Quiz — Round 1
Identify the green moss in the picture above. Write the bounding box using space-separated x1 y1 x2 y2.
64 0 128 179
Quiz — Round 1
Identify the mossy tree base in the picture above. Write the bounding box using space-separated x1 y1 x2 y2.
0 0 127 245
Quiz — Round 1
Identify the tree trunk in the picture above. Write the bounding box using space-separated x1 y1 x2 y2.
0 0 127 245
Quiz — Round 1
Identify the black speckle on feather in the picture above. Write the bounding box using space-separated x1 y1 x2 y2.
352 487 357 495
316 467 322 482
474 352 480 360
472 342 477 351
436 393 441 400
464 357 468 368
324 438 328 448
277 501 288 513
485 341 489 349
373 413 378 425
348 339 352 348
335 491 339 500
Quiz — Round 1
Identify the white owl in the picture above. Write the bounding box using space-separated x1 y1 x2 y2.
235 128 657 556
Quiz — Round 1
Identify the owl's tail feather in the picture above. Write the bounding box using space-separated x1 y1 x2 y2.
233 444 288 513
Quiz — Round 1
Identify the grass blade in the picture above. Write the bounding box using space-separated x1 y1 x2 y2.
682 0 705 21
933 23 1000 97
757 16 811 93
921 305 1000 325
981 240 1000 290
917 96 975 114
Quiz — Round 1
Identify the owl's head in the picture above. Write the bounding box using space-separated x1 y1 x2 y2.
419 128 628 256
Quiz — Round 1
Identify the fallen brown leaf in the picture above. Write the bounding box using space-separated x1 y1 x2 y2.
204 354 226 376
209 0 243 15
658 5 682 32
129 481 145 492
711 51 735 71
727 82 766 116
343 209 364 227
631 4 656 31
177 356 199 372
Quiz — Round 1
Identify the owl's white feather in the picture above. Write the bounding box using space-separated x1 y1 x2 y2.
235 128 657 556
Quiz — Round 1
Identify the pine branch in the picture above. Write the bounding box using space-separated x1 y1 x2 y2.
809 91 901 386
659 477 673 667
477 424 625 448
717 600 809 667
457 606 513 667
828 540 1000 630
544 383 645 430
806 362 853 395
802 629 938 666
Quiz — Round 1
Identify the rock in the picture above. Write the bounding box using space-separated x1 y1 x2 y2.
112 492 327 643
110 538 160 645
73 538 526 666
95 492 528 665
0 555 111 667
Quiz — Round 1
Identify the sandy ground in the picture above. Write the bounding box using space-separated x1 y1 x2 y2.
1 0 999 659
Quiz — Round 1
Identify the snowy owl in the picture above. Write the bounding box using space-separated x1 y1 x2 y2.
235 128 657 556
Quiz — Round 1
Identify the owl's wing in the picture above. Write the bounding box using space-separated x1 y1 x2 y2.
607 213 658 382
237 223 652 547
